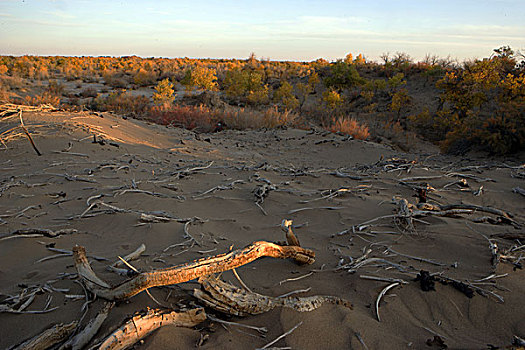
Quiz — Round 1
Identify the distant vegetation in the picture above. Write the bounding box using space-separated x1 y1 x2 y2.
0 46 523 153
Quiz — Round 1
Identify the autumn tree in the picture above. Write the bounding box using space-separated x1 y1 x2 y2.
153 78 175 106
181 65 218 91
273 81 299 110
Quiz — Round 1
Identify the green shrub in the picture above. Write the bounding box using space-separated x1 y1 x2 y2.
324 60 366 90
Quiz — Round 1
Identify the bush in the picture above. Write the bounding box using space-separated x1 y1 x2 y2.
181 65 218 91
322 89 343 110
133 68 157 86
326 117 370 140
24 91 60 106
148 105 213 131
80 87 98 98
224 68 269 104
324 60 366 90
91 90 149 117
273 81 299 110
147 104 301 132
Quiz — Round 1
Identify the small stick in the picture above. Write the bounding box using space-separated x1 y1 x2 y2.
288 206 344 214
208 315 268 335
355 332 369 350
232 268 252 293
183 221 201 246
375 282 400 321
276 287 312 299
258 321 303 349
360 275 408 284
278 272 314 285
112 244 146 268
19 110 42 156
386 247 446 266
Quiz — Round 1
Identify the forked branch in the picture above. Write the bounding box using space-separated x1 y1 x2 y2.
73 241 315 301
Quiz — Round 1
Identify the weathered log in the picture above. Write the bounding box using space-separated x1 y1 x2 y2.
98 308 205 350
60 302 113 350
10 321 77 350
73 241 315 301
194 275 352 316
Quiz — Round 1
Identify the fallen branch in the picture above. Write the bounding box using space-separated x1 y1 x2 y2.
10 321 77 350
195 275 351 317
73 241 315 301
98 308 206 350
59 302 113 350
18 110 42 156
1 228 77 241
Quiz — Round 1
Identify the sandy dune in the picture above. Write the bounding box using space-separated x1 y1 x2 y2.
1 110 524 349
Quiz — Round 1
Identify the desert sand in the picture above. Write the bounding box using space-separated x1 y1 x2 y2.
0 108 524 349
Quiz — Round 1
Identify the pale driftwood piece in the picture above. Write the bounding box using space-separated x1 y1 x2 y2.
194 275 351 317
445 172 495 182
375 282 400 322
359 275 408 284
115 189 169 198
60 302 114 350
111 244 145 268
10 321 78 350
171 161 214 179
330 169 363 180
74 241 315 301
343 257 409 273
192 179 245 198
139 213 172 223
288 206 345 214
278 272 313 285
276 287 312 298
257 321 303 350
98 308 206 350
207 315 268 335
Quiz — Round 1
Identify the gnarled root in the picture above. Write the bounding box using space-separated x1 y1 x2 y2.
73 241 315 301
194 275 351 316
98 308 206 350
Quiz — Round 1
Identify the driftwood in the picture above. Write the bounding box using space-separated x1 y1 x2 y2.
194 275 352 316
3 228 77 239
10 321 78 350
98 308 206 350
375 282 400 322
73 241 315 301
60 302 114 350
281 219 300 246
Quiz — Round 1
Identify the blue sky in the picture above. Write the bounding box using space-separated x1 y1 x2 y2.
0 0 524 61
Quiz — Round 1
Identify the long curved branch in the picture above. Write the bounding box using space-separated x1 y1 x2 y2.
73 241 315 301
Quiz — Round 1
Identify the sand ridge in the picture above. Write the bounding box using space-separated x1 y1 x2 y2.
0 110 524 349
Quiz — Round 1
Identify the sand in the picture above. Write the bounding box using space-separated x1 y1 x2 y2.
0 110 524 349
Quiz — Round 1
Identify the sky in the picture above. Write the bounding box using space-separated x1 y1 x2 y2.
0 0 524 62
